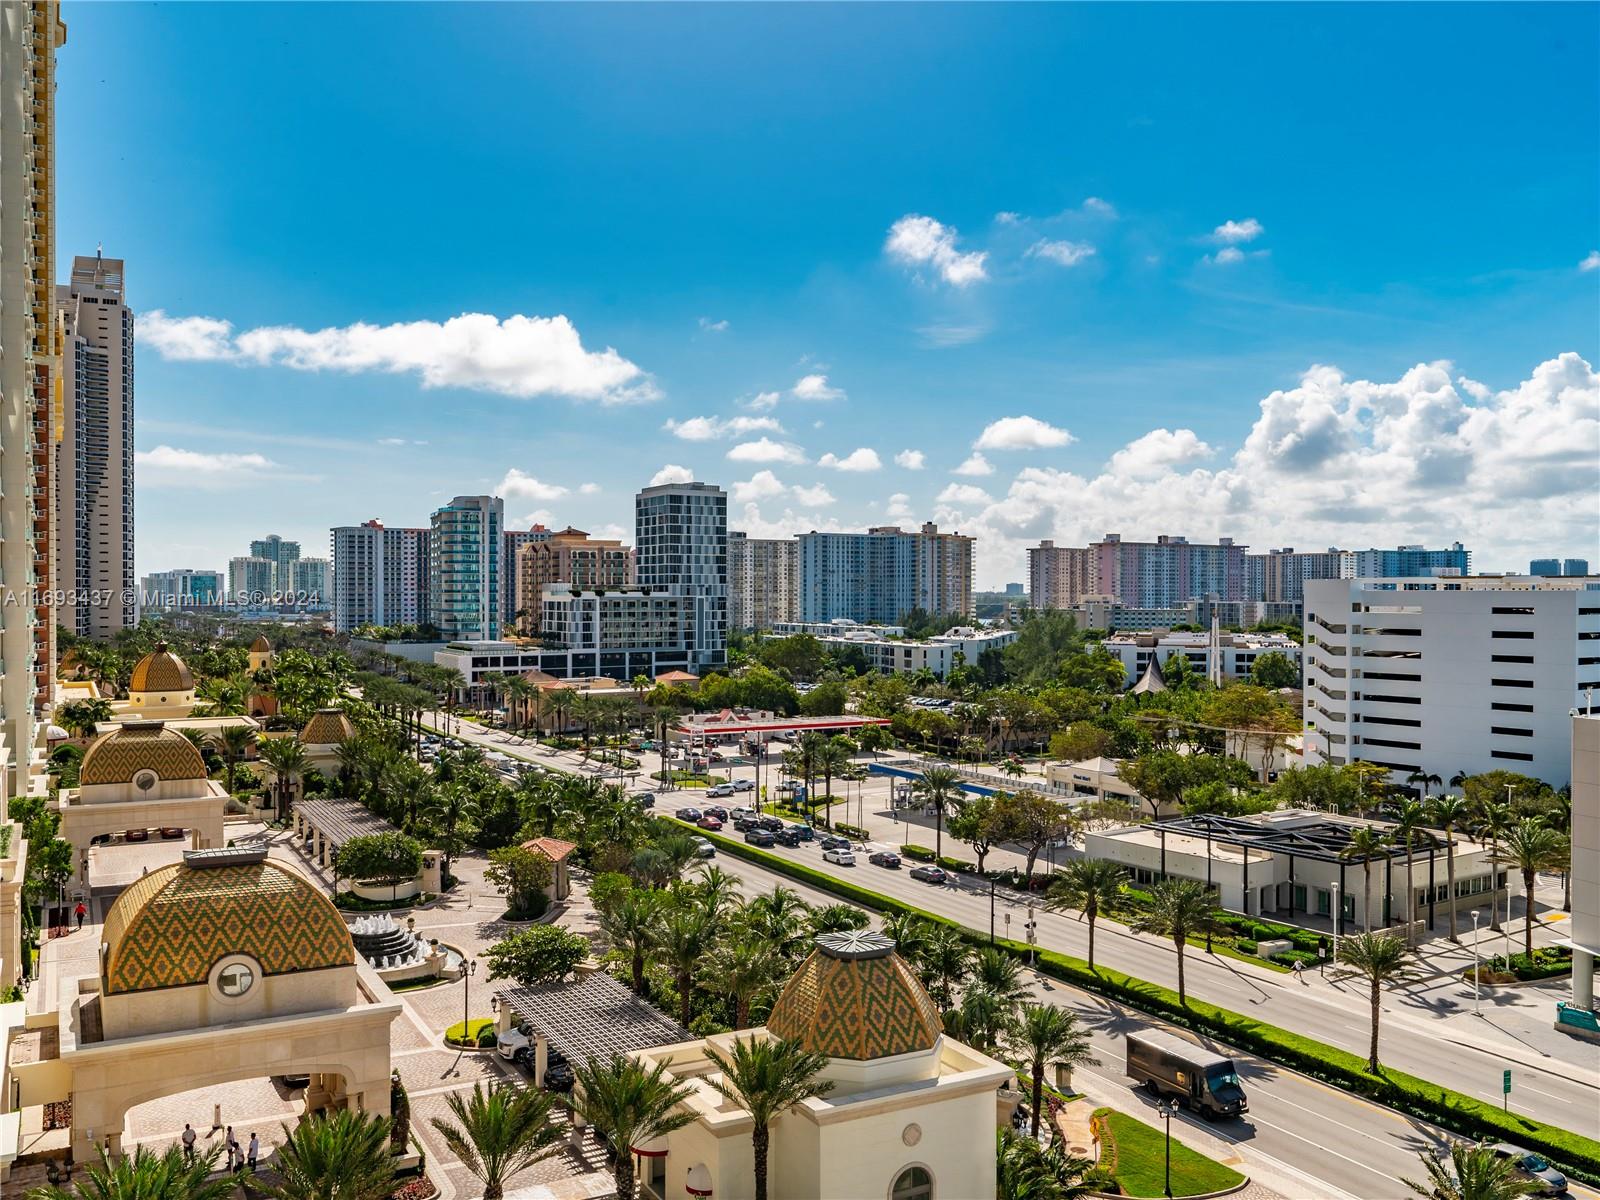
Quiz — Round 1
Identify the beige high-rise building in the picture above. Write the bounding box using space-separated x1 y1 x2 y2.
902 521 974 618
1 1 65 807
55 252 135 638
514 526 634 634
1028 540 1097 609
728 531 798 631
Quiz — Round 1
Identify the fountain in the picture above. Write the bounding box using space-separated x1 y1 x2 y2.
349 915 454 985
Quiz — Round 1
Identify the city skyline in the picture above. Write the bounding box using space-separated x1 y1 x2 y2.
54 3 1600 586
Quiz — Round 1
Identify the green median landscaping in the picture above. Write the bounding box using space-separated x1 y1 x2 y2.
1092 1107 1244 1197
671 818 1600 1186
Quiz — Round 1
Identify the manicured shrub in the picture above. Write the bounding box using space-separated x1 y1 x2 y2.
1236 939 1257 954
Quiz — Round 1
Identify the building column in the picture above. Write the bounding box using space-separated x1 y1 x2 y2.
1575 949 1595 1012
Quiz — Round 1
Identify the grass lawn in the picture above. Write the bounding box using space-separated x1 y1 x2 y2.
1093 1108 1245 1198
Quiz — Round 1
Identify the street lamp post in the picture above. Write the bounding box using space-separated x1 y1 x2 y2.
1026 903 1037 967
1158 1097 1178 1198
1332 878 1341 964
989 877 996 945
1471 910 1482 1016
463 959 477 1042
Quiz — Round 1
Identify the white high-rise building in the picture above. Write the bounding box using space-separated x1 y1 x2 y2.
635 481 726 670
1 1 65 810
727 531 797 631
331 520 430 632
430 495 503 641
249 533 300 593
292 557 332 609
140 568 224 610
1303 575 1600 787
55 252 135 638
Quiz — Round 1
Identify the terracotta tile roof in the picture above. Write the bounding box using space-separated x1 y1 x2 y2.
522 836 578 863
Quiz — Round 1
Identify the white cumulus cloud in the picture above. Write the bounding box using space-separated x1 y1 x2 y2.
886 492 914 520
733 470 787 504
1082 197 1117 217
698 317 730 332
792 374 845 402
579 482 601 495
1027 239 1097 267
650 464 695 486
1212 218 1264 244
664 414 784 441
818 447 882 472
140 310 656 404
974 415 1074 451
884 214 989 286
937 483 994 506
953 452 995 477
791 483 837 507
136 445 279 487
1581 251 1600 272
496 468 568 501
895 449 926 470
727 437 806 464
1105 429 1215 478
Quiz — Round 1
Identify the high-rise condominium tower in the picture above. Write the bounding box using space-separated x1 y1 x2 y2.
430 495 503 641
635 481 727 670
1 1 65 807
331 520 430 633
55 252 134 638
727 532 798 630
798 523 973 625
1027 541 1097 610
250 534 300 593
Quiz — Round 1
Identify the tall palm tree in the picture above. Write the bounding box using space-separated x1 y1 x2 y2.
256 735 309 822
572 695 601 759
706 1036 834 1200
599 887 663 994
739 886 811 960
1500 818 1569 958
210 725 259 802
970 946 1029 1015
693 864 744 931
1402 1141 1538 1200
656 897 714 1028
26 1143 234 1200
699 937 787 1028
1006 1004 1099 1139
260 1108 396 1200
1329 932 1420 1073
813 739 852 828
430 1082 562 1199
1131 877 1222 1006
996 1126 1106 1200
912 764 964 860
1473 798 1515 932
919 923 974 1009
546 688 575 739
572 1053 696 1200
880 912 935 965
1339 825 1390 932
1047 859 1125 972
1388 798 1429 945
1428 794 1472 942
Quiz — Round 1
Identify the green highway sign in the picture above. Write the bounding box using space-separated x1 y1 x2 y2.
1503 1069 1512 1094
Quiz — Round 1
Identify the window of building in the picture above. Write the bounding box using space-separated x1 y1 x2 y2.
891 1166 934 1200
1491 654 1534 664
1490 678 1534 688
217 962 255 997
1491 702 1534 713
1491 750 1534 763
1491 606 1536 615
1490 726 1534 737
1491 630 1535 639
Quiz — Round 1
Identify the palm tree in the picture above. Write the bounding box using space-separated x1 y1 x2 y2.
693 864 744 931
1544 788 1574 912
1329 932 1420 1073
699 937 786 1028
56 697 114 740
26 1143 234 1200
657 898 714 1028
806 902 870 937
912 764 964 860
1500 818 1569 958
971 946 1029 1014
430 1081 562 1199
1047 859 1125 972
572 695 601 759
919 923 974 1009
880 912 935 965
260 1108 396 1200
1428 794 1472 943
573 1053 696 1200
1402 1141 1538 1200
599 888 663 994
705 1036 834 1200
1131 877 1222 1006
210 725 259 801
740 886 811 960
996 1126 1106 1200
1006 1004 1099 1138
1339 825 1390 932
546 688 575 739
1389 798 1429 945
956 987 1010 1054
1473 799 1515 932
813 739 852 828
256 735 309 822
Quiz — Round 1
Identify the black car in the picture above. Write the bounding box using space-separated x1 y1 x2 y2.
732 815 761 831
909 865 948 884
772 826 805 847
756 815 784 832
542 1055 575 1094
674 807 703 822
819 835 852 851
744 829 776 847
790 823 816 841
704 805 730 821
868 851 902 868
633 792 656 809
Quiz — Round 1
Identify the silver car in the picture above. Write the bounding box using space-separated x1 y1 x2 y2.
1491 1144 1568 1195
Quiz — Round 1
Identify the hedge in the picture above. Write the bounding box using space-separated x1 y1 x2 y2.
669 818 1600 1184
899 844 977 872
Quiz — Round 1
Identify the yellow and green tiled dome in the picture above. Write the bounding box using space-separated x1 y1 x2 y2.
102 850 354 994
129 642 195 693
79 721 208 787
300 708 355 745
767 932 942 1061
249 634 273 653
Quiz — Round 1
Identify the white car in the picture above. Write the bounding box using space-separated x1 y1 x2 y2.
822 847 856 866
706 784 735 798
732 779 755 792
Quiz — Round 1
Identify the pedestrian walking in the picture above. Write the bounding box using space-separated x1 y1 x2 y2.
247 1131 259 1171
180 1123 197 1164
73 901 86 931
1292 959 1305 984
224 1126 237 1171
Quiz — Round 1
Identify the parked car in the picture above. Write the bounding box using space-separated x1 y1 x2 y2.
790 823 816 841
674 807 703 822
697 815 724 831
868 851 902 869
1490 1145 1568 1195
819 835 852 852
704 806 729 821
692 837 717 859
124 828 149 843
909 865 948 885
744 829 776 848
159 827 185 840
756 815 784 832
822 847 857 866
730 807 757 822
732 815 760 832
772 826 805 847
542 1056 575 1093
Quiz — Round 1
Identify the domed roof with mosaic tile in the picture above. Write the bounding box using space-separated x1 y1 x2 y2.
102 849 354 994
766 932 942 1061
250 634 273 653
79 720 208 787
129 642 195 693
300 707 355 745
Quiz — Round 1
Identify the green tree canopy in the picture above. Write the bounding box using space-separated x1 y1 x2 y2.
484 925 591 987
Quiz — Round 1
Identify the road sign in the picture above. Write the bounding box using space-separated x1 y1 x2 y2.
1502 1069 1512 1094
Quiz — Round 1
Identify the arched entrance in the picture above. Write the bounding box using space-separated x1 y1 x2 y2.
119 1071 352 1163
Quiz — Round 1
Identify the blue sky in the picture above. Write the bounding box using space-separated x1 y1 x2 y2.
56 2 1600 586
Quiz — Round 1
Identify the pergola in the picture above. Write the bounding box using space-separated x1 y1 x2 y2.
292 797 398 871
1155 812 1452 936
495 972 690 1086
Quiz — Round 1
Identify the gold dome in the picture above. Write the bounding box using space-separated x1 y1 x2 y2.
249 635 273 653
102 850 354 994
79 721 208 787
129 642 195 693
299 708 355 745
767 933 942 1061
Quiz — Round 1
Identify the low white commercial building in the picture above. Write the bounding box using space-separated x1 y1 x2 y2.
434 635 694 691
1044 756 1145 811
772 620 1016 677
1101 630 1301 687
1084 809 1500 935
1302 575 1600 787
